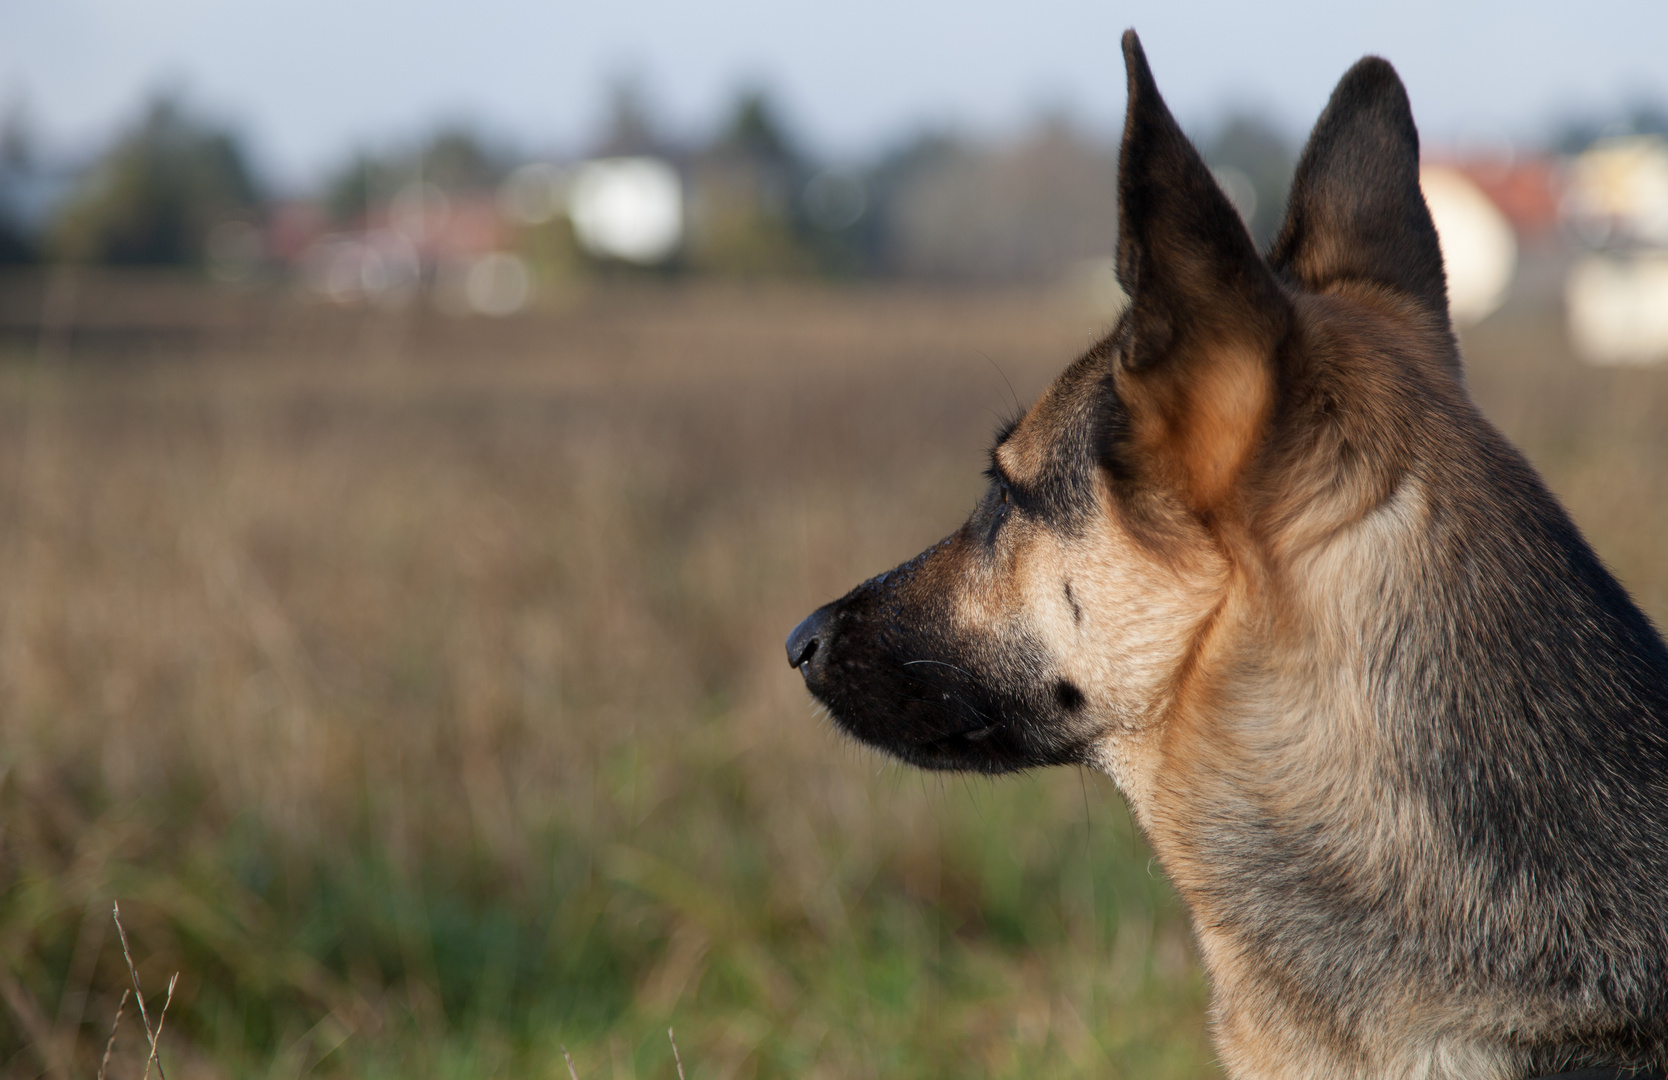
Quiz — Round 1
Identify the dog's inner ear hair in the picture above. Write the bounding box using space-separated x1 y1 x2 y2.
1268 56 1450 325
1110 30 1290 509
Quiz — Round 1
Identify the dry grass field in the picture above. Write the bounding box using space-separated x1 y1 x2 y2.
0 273 1664 1079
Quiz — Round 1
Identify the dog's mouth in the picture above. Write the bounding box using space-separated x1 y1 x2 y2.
837 685 1086 773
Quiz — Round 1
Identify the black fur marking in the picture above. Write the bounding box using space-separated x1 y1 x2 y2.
985 353 1126 533
1054 680 1086 713
1064 581 1082 625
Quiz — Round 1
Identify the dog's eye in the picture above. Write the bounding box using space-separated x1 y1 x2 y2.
984 482 1013 545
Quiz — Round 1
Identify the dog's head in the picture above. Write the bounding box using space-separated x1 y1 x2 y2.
787 31 1459 792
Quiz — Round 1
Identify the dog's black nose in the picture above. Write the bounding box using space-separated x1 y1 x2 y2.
786 606 833 672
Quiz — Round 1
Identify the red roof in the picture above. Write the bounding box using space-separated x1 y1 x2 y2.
1430 155 1564 236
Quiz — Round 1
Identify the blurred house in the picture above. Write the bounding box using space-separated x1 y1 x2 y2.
292 185 529 314
1561 135 1668 365
1415 152 1592 330
1419 164 1519 326
1451 156 1563 237
280 147 688 313
263 200 327 267
566 157 683 265
282 125 546 314
1425 137 1668 366
565 79 694 268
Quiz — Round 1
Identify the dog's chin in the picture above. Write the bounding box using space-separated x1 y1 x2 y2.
807 686 1087 774
884 727 1049 774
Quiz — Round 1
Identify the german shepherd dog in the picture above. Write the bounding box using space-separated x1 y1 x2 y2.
786 31 1668 1080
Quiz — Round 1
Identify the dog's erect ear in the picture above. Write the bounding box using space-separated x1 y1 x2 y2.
1269 57 1448 320
1114 31 1288 510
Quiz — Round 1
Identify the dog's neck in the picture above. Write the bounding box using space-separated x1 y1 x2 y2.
1098 454 1668 1078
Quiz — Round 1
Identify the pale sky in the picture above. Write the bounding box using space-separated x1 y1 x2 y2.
4 0 1665 187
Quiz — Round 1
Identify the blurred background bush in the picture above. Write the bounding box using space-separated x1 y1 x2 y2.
3 4 1668 1078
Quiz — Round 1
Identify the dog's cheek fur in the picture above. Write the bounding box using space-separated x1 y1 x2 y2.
1007 491 1233 807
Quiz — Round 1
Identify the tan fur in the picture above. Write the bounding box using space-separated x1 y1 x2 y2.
1126 340 1276 511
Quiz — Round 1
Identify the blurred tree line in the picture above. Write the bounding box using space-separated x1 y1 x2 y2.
322 127 514 225
0 83 1303 284
1549 100 1668 156
4 80 1658 284
0 96 261 267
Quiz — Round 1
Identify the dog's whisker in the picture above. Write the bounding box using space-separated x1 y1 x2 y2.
900 658 978 680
